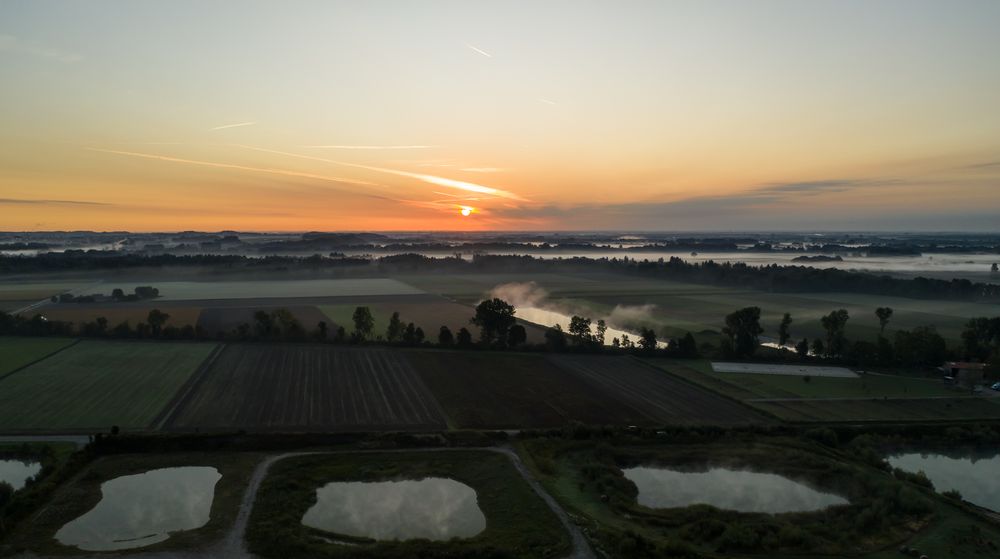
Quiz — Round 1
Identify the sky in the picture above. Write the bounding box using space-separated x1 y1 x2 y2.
1 0 999 232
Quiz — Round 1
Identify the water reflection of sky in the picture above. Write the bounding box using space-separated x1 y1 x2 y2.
0 459 41 490
55 467 220 551
624 466 848 513
302 478 486 541
516 307 668 347
888 453 1000 512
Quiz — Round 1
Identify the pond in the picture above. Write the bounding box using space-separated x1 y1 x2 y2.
0 459 41 490
887 452 1000 512
55 466 221 551
624 466 849 513
302 477 486 541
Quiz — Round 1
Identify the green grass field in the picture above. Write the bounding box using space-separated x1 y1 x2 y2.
645 359 1000 423
0 340 216 431
248 450 570 559
0 337 77 378
714 371 960 399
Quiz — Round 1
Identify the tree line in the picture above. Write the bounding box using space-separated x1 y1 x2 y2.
3 252 999 301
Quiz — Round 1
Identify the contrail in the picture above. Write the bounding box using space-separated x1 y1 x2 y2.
210 121 257 131
304 145 435 150
538 98 558 106
86 148 382 192
464 43 492 58
235 145 529 202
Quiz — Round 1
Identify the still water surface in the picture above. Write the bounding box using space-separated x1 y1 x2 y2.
55 466 220 551
302 477 486 541
517 306 669 347
0 459 41 490
624 466 848 513
888 452 1000 512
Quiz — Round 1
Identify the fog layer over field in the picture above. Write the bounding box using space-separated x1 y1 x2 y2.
488 282 659 343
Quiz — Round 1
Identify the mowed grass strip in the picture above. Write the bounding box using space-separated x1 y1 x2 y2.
0 340 216 432
0 336 77 378
550 355 767 425
750 397 1000 423
715 371 960 399
409 350 649 428
167 345 447 431
247 450 570 559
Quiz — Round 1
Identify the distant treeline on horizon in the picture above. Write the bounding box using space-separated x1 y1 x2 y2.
2 252 999 303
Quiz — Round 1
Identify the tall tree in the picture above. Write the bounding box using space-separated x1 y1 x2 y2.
545 324 567 350
595 319 607 346
796 338 810 358
146 309 170 337
778 313 793 346
875 307 894 334
820 309 850 356
386 311 404 342
352 306 375 340
507 324 527 348
723 306 764 357
638 327 658 351
316 320 328 341
456 327 473 347
438 325 454 346
568 315 593 345
471 298 516 346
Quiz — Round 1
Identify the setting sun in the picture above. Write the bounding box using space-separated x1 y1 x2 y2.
460 207 473 217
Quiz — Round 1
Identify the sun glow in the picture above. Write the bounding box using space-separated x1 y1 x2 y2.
460 206 473 217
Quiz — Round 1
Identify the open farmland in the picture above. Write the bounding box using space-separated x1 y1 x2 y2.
646 359 1000 422
0 337 77 378
98 278 424 301
750 397 1000 423
165 344 447 431
0 281 93 312
0 340 216 432
400 272 1000 344
549 355 767 425
712 362 858 377
408 350 648 428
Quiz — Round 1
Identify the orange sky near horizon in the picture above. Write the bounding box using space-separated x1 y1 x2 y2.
2 1 999 232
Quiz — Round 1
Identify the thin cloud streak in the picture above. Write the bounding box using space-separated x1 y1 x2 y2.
210 121 257 131
304 145 436 150
0 198 111 206
464 42 492 58
0 34 81 63
86 148 383 193
235 145 529 202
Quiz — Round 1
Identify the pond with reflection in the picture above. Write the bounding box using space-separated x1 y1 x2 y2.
624 466 848 513
302 477 486 541
55 466 220 551
0 459 41 490
888 452 1000 512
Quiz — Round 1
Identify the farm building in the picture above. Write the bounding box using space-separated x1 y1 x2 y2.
942 362 986 388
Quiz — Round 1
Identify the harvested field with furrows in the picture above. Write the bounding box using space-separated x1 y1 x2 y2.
408 350 650 428
549 355 768 425
164 344 447 431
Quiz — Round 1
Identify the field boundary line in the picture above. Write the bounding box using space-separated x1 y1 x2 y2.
627 356 782 423
153 343 226 431
0 338 81 383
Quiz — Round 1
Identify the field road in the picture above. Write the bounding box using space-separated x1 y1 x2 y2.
14 446 594 559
